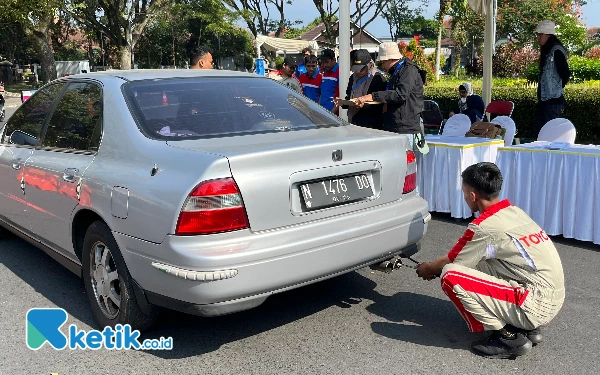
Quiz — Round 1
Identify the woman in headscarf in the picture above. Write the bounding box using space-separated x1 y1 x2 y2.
335 49 384 129
449 82 485 124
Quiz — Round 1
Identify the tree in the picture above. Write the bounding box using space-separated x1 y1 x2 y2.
496 0 586 49
0 0 64 82
68 0 170 69
223 0 292 38
135 0 254 69
312 0 392 44
434 0 451 81
382 0 420 40
0 22 33 64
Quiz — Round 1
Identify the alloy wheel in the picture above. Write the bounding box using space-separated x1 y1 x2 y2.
89 241 121 319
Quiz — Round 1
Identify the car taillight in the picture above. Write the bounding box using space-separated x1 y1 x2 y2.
175 178 249 235
403 150 417 194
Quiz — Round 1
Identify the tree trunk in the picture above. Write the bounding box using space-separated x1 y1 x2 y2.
434 23 443 81
119 45 131 70
29 17 56 83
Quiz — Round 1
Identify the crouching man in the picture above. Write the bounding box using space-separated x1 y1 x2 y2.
416 162 565 359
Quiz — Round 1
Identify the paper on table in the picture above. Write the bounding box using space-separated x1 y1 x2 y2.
547 142 571 150
334 98 383 106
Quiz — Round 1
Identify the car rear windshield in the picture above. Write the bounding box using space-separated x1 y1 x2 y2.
123 77 343 140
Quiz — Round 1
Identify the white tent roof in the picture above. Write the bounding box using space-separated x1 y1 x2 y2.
256 35 319 55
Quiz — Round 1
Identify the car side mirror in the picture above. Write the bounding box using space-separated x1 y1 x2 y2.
10 130 37 146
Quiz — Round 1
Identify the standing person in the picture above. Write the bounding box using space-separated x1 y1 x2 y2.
267 56 302 93
335 49 384 129
534 20 570 135
189 45 214 69
354 42 424 146
416 162 565 359
295 47 319 77
449 83 485 124
319 49 340 115
298 55 322 103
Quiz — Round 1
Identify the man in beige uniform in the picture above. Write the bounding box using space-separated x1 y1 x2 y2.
417 162 565 359
267 56 302 94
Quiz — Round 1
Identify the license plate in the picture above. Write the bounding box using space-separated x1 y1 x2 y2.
299 174 373 211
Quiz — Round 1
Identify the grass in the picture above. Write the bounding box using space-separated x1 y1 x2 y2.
3 82 34 93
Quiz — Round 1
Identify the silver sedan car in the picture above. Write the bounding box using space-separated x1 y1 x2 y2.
0 70 430 331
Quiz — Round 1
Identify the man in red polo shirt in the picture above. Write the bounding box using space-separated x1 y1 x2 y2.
416 162 565 359
298 54 322 103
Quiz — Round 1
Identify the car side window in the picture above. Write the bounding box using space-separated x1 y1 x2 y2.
2 83 64 146
43 82 102 152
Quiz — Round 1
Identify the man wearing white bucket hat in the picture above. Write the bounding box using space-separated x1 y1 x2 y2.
534 20 570 136
353 41 424 149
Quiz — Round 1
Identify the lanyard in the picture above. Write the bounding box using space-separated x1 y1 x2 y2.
352 73 371 92
386 59 405 90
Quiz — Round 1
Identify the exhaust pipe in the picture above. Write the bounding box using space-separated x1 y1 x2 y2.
369 257 404 273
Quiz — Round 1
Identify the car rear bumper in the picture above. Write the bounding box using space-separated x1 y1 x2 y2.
115 196 429 316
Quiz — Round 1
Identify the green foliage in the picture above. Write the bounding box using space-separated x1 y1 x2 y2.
568 56 600 82
382 1 438 40
135 0 255 69
283 17 322 39
425 79 600 144
526 56 600 83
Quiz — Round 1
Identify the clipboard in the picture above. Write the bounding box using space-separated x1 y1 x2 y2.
334 97 383 106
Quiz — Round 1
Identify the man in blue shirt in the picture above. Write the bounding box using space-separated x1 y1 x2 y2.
319 48 339 114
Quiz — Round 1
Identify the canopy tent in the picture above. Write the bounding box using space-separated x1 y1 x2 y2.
468 0 497 107
255 35 319 57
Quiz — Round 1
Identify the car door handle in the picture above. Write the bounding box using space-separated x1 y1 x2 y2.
62 168 79 183
12 158 23 170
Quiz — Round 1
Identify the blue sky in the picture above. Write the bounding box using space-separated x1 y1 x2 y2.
270 0 600 39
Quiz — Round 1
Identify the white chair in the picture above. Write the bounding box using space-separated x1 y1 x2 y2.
491 115 516 147
441 113 471 137
537 118 576 143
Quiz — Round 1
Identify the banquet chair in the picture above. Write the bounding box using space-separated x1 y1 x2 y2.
537 118 576 143
441 113 471 136
421 100 445 134
485 100 514 121
491 115 517 147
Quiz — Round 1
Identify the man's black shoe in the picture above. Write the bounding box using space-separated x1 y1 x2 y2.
506 325 543 345
471 329 533 359
523 327 543 345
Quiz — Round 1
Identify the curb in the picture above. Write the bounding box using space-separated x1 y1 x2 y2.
3 91 22 98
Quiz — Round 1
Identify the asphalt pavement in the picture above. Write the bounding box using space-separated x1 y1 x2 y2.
0 213 598 375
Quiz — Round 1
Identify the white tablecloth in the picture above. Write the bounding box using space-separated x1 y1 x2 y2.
418 136 504 219
497 141 600 245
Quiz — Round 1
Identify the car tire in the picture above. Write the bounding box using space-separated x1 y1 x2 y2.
82 220 157 332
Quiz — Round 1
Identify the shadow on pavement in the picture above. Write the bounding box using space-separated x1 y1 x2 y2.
0 236 97 328
139 270 384 358
368 291 480 350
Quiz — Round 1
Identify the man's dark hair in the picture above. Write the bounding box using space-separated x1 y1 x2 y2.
461 162 503 200
302 47 313 55
190 45 213 66
304 54 318 65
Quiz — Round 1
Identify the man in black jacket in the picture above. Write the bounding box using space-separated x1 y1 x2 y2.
354 42 424 145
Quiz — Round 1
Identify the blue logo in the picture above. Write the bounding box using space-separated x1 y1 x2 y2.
26 308 172 350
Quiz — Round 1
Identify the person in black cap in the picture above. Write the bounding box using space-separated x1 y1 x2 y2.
319 48 340 114
335 49 384 129
267 56 302 93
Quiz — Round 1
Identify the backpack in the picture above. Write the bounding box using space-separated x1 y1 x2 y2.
464 121 503 139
